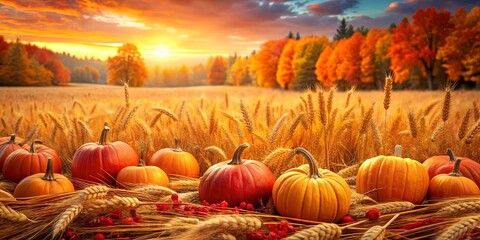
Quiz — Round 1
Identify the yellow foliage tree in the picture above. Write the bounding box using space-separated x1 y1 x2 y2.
360 29 389 86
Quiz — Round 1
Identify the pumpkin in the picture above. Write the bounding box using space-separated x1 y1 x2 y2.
149 138 199 178
71 124 138 186
3 140 62 183
423 148 480 187
272 148 350 222
13 158 74 198
199 143 275 207
428 158 480 199
356 145 429 204
0 134 23 173
116 159 169 188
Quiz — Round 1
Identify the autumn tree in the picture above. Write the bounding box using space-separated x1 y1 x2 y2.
207 56 227 85
45 59 70 85
439 7 480 84
360 29 390 88
249 39 289 88
389 8 453 89
0 39 31 85
71 65 101 83
276 40 297 89
334 18 354 41
315 46 333 87
107 43 147 107
29 60 53 85
291 36 330 90
327 39 347 84
337 32 365 85
229 57 251 86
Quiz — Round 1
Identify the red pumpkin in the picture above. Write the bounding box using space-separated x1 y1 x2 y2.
0 134 23 173
423 148 480 187
199 143 275 207
13 157 74 198
149 138 199 178
116 159 169 188
71 124 138 186
3 141 62 183
428 159 480 199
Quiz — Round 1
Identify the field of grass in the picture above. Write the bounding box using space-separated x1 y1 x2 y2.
1 84 480 239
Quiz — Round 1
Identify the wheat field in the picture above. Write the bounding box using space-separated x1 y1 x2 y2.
0 85 479 239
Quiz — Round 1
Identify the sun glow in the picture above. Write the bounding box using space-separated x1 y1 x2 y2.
153 45 173 58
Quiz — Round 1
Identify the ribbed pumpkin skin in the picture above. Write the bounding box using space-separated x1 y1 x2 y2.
3 144 62 183
72 142 138 185
356 153 429 204
199 160 275 207
424 155 480 187
150 149 199 177
0 135 23 173
116 164 169 188
13 172 74 197
272 164 351 222
428 174 480 199
149 139 199 178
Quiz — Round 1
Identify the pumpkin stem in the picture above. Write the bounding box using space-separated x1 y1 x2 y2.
138 159 146 167
228 143 249 165
394 145 402 157
8 134 15 144
449 159 462 177
41 157 56 181
98 124 110 145
29 140 43 153
294 147 321 178
173 138 183 152
447 148 456 162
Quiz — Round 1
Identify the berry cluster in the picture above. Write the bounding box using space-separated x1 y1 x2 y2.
401 218 444 230
247 220 296 240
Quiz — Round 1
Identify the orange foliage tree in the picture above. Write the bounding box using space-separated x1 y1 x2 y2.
107 43 148 87
207 56 227 85
276 39 297 89
439 7 480 83
249 39 289 88
360 29 390 88
229 57 251 86
315 46 333 87
327 39 347 84
389 8 453 89
337 32 364 85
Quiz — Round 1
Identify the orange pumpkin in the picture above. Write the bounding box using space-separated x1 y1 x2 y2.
428 158 480 199
423 148 480 187
116 159 169 188
71 124 138 186
13 158 74 198
3 141 62 183
149 138 199 178
272 148 351 222
356 145 429 204
0 134 23 173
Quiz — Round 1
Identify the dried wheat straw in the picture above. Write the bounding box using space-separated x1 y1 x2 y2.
307 94 315 124
169 180 200 192
13 116 22 134
82 196 140 217
408 111 417 138
240 100 253 133
349 201 414 219
152 107 179 121
345 176 356 186
337 164 360 178
436 215 480 240
204 146 228 160
436 199 480 215
431 122 444 142
131 185 176 197
0 202 30 222
285 222 341 240
318 90 326 126
360 104 375 135
179 215 262 240
458 109 471 140
442 87 451 122
465 120 480 144
214 233 236 240
473 101 480 121
76 185 110 201
52 204 83 237
350 191 377 206
269 114 288 144
383 75 393 111
424 101 439 116
345 86 356 108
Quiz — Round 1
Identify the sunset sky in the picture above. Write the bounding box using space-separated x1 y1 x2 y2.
1 0 477 67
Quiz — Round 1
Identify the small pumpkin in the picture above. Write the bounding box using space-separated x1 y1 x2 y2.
356 145 429 204
13 158 74 198
423 148 480 187
428 158 480 199
71 124 138 186
3 140 62 183
0 134 23 173
116 159 169 188
199 143 275 207
272 148 350 222
149 138 199 178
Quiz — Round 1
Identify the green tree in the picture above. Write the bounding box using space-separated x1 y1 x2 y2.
28 59 53 85
291 36 330 90
287 31 294 39
334 18 354 41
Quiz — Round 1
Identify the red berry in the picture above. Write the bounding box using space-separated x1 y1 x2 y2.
134 216 143 223
156 204 170 211
219 200 229 207
202 200 210 206
365 208 381 220
109 209 123 219
98 216 114 226
130 209 137 218
246 203 254 211
93 234 105 240
239 202 247 209
64 229 75 239
247 230 265 240
171 193 179 202
121 217 136 225
184 206 193 211
340 215 355 223
210 203 217 208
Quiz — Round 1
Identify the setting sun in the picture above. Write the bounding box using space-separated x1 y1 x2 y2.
153 45 173 58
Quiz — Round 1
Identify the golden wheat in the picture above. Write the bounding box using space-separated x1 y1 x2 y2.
349 201 414 219
285 222 341 240
436 215 480 240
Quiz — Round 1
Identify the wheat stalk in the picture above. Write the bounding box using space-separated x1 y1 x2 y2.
0 203 30 222
169 180 200 193
408 111 417 138
350 191 377 206
318 90 326 126
13 116 23 134
345 86 356 108
178 215 262 240
285 222 341 240
52 204 83 237
204 146 228 160
82 196 140 217
152 107 179 121
337 164 359 178
349 201 414 219
76 185 110 201
431 122 444 142
464 120 480 144
360 103 375 135
361 214 399 240
307 94 314 124
240 100 253 134
458 109 471 140
436 199 480 216
76 120 92 143
473 101 480 121
436 215 480 240
120 105 139 129
269 114 288 144
263 148 295 176
131 184 176 197
442 85 452 122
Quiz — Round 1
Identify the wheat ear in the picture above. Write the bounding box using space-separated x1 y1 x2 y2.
0 203 30 222
349 201 414 219
361 214 399 240
285 222 341 240
52 204 83 237
178 215 262 240
131 184 176 197
436 215 480 240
